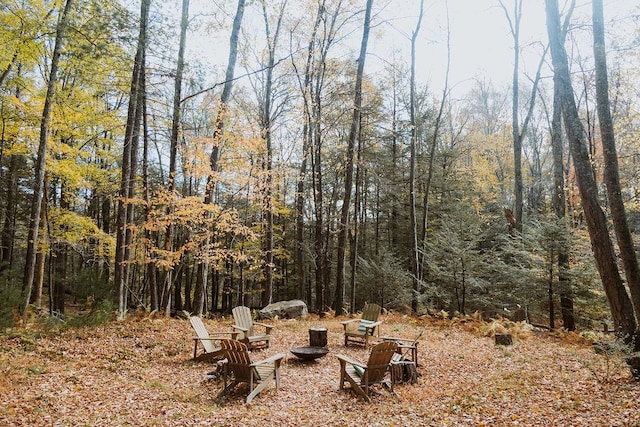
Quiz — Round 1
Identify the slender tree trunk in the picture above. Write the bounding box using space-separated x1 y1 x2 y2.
1 64 24 271
548 253 555 329
334 0 373 314
259 0 286 306
547 3 576 331
292 2 323 302
545 0 636 336
142 57 158 311
409 0 424 313
592 0 640 337
1 147 20 269
21 0 74 319
500 0 524 232
161 0 189 314
32 180 49 309
115 0 150 319
551 84 575 331
349 120 364 313
195 0 245 315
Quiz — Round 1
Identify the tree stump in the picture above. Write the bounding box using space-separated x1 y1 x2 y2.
309 327 328 347
390 360 418 384
495 334 513 346
627 353 640 381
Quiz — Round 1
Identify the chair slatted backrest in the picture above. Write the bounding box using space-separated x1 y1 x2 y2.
190 316 214 353
357 303 381 335
220 339 255 383
361 303 381 322
363 341 397 384
232 306 254 337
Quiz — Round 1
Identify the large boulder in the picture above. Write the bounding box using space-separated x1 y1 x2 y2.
260 300 308 319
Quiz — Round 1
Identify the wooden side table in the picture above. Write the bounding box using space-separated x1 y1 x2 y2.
309 327 328 347
381 336 419 366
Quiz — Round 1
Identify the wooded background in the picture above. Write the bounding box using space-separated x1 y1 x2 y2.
2 0 640 340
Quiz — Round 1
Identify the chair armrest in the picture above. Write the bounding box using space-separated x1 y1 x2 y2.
254 322 274 333
193 332 238 341
336 354 364 368
340 319 359 331
363 321 382 331
252 353 285 366
381 336 415 344
231 325 249 333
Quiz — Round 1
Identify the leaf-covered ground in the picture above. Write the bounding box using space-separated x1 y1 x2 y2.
1 312 638 426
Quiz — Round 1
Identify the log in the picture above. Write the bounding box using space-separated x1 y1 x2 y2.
309 327 328 347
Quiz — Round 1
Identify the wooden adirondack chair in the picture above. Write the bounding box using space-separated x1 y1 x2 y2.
336 341 398 402
217 339 285 404
231 306 273 350
189 316 237 362
341 303 382 348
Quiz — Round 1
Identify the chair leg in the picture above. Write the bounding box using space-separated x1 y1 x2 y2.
216 381 238 400
246 378 272 404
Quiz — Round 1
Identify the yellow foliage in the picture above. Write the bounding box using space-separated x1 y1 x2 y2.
47 207 114 260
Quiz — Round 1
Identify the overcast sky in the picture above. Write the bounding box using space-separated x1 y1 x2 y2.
371 0 639 97
180 0 639 101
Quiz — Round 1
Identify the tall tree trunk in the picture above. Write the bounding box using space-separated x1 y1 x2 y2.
142 55 158 311
312 119 325 311
259 0 286 307
547 3 576 331
334 0 373 314
551 84 575 331
293 1 324 303
349 120 364 313
32 180 49 309
409 0 424 313
161 0 189 314
115 0 150 319
545 0 636 337
21 0 74 319
195 0 245 315
592 0 640 339
1 145 20 270
500 0 524 232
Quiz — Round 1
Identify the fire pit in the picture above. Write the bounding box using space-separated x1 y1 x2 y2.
289 346 330 361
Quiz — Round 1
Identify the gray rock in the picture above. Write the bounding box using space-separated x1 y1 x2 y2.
259 300 308 319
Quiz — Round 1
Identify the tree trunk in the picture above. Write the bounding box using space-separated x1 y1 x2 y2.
592 0 640 339
545 0 636 336
551 82 575 331
334 0 373 314
500 0 524 232
293 2 323 303
195 0 245 315
409 0 424 313
160 0 189 314
259 0 286 307
22 0 74 320
349 121 363 313
115 0 149 319
1 150 20 269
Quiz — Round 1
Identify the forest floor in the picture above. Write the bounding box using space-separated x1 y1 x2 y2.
0 310 639 426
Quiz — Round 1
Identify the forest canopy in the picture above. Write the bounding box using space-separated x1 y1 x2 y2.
1 0 640 343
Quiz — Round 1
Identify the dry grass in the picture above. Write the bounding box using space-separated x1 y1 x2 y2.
0 311 638 426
